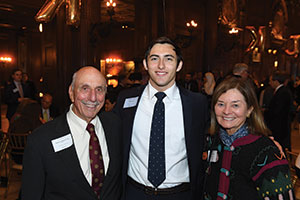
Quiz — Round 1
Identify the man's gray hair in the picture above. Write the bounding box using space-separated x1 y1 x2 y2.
71 71 77 90
233 63 248 74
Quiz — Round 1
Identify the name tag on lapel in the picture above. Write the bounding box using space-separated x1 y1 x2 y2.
51 134 73 152
123 96 139 108
13 88 19 93
208 150 219 162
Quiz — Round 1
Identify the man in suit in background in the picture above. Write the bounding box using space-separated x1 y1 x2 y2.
4 68 32 121
265 71 293 151
22 66 122 200
40 93 59 123
114 37 209 200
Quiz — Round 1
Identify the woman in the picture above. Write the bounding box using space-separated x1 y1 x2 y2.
203 76 294 199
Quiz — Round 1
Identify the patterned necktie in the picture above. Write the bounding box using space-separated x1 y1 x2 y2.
86 123 105 198
18 82 24 98
148 92 166 188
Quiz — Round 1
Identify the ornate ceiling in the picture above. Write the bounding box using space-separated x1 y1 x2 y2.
0 0 134 32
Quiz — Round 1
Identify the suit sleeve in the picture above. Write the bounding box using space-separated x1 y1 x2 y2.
21 134 46 200
4 84 19 104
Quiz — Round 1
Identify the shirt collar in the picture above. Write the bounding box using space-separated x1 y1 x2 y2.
275 84 283 93
67 104 99 134
13 80 21 85
146 82 179 102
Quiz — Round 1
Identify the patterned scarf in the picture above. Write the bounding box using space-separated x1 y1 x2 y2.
219 124 249 146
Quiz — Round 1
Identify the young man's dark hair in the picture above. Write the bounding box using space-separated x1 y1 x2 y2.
144 36 183 66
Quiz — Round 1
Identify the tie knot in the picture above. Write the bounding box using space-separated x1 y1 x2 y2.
155 92 166 101
86 123 95 134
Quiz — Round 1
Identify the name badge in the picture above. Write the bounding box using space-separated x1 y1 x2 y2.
13 88 19 93
51 134 73 152
123 96 139 108
208 150 219 163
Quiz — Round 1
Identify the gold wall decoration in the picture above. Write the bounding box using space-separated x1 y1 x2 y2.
35 0 81 27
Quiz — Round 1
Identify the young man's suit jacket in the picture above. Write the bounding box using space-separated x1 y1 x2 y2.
265 85 293 149
21 110 122 200
114 84 209 200
4 81 31 120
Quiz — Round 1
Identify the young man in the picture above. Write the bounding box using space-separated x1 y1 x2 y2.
4 68 32 121
114 37 209 200
22 66 122 200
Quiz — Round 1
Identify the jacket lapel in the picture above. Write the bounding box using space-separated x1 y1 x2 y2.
54 114 96 198
178 86 193 149
123 86 146 155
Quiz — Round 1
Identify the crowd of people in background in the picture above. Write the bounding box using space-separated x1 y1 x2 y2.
1 36 299 199
103 61 300 154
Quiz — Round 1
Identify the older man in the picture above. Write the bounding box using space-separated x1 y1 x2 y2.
40 93 59 123
22 66 122 200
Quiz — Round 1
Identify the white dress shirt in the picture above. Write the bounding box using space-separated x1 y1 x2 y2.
14 80 24 97
67 105 109 185
274 84 283 94
128 82 189 188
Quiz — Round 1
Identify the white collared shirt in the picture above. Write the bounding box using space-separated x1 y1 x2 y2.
13 80 23 97
67 105 109 185
128 82 189 188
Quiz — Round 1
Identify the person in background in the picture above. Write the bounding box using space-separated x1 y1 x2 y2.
128 72 143 88
203 76 294 199
21 66 122 200
105 92 117 112
203 72 216 96
265 71 293 151
40 93 59 123
183 72 199 92
202 72 216 111
232 63 249 79
194 71 203 93
4 68 33 121
22 72 37 100
8 99 42 164
114 74 129 95
114 36 209 200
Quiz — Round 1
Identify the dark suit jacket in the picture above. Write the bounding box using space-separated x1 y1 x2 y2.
21 111 122 200
114 84 209 200
4 81 31 120
265 85 293 149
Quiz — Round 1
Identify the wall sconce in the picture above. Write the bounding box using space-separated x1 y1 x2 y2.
175 20 198 48
106 58 122 63
229 27 239 34
274 60 278 68
186 20 197 28
106 0 116 21
0 56 12 63
39 23 43 33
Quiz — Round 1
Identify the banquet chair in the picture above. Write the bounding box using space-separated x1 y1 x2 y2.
0 135 9 178
4 132 29 198
285 148 299 188
0 135 9 167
